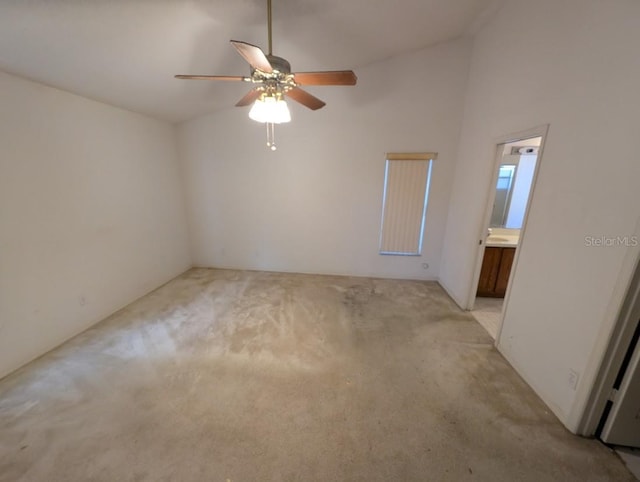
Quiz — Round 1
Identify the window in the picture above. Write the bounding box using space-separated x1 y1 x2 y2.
379 152 436 256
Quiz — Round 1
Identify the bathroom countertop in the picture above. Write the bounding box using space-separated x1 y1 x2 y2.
485 234 519 248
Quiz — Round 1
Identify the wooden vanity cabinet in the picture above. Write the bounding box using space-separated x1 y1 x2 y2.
476 246 516 298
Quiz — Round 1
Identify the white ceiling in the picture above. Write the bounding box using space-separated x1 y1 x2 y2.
0 0 499 123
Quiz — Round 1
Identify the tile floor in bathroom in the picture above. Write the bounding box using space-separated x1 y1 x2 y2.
471 296 503 339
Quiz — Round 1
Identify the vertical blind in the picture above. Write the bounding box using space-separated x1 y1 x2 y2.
379 153 437 255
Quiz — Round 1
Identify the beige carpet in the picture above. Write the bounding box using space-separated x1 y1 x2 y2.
0 268 633 481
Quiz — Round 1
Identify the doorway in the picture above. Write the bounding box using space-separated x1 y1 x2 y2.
579 254 640 448
577 254 640 476
469 127 547 340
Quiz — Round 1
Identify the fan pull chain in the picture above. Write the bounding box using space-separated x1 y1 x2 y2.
266 122 277 150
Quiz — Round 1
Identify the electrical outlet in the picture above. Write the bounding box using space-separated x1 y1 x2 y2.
422 263 429 270
568 369 579 390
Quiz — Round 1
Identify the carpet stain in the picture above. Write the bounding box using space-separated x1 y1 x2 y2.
0 268 634 482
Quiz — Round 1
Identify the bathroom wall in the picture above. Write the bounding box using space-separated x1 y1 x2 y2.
505 154 536 229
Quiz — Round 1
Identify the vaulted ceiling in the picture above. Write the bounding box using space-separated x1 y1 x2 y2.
0 0 500 122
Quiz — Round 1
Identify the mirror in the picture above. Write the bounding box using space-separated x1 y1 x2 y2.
489 140 540 229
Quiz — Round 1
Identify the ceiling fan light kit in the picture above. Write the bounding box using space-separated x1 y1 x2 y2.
175 0 357 150
249 93 291 125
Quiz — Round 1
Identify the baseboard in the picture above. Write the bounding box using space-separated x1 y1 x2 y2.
191 264 439 283
0 265 193 382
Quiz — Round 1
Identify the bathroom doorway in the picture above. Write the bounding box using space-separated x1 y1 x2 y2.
469 127 547 339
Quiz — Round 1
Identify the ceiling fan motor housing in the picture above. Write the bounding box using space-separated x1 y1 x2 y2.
265 55 291 74
252 55 295 95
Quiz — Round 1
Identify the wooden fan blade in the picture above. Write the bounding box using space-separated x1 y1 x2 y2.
175 75 249 81
286 87 326 110
235 89 262 107
230 40 273 73
294 70 357 86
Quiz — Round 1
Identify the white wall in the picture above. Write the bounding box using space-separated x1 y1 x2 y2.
505 154 536 229
440 0 640 430
178 39 472 280
0 71 192 379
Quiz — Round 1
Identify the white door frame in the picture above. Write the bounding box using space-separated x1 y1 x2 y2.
577 253 640 436
467 125 549 343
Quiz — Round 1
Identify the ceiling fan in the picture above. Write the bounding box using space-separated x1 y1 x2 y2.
175 0 357 150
